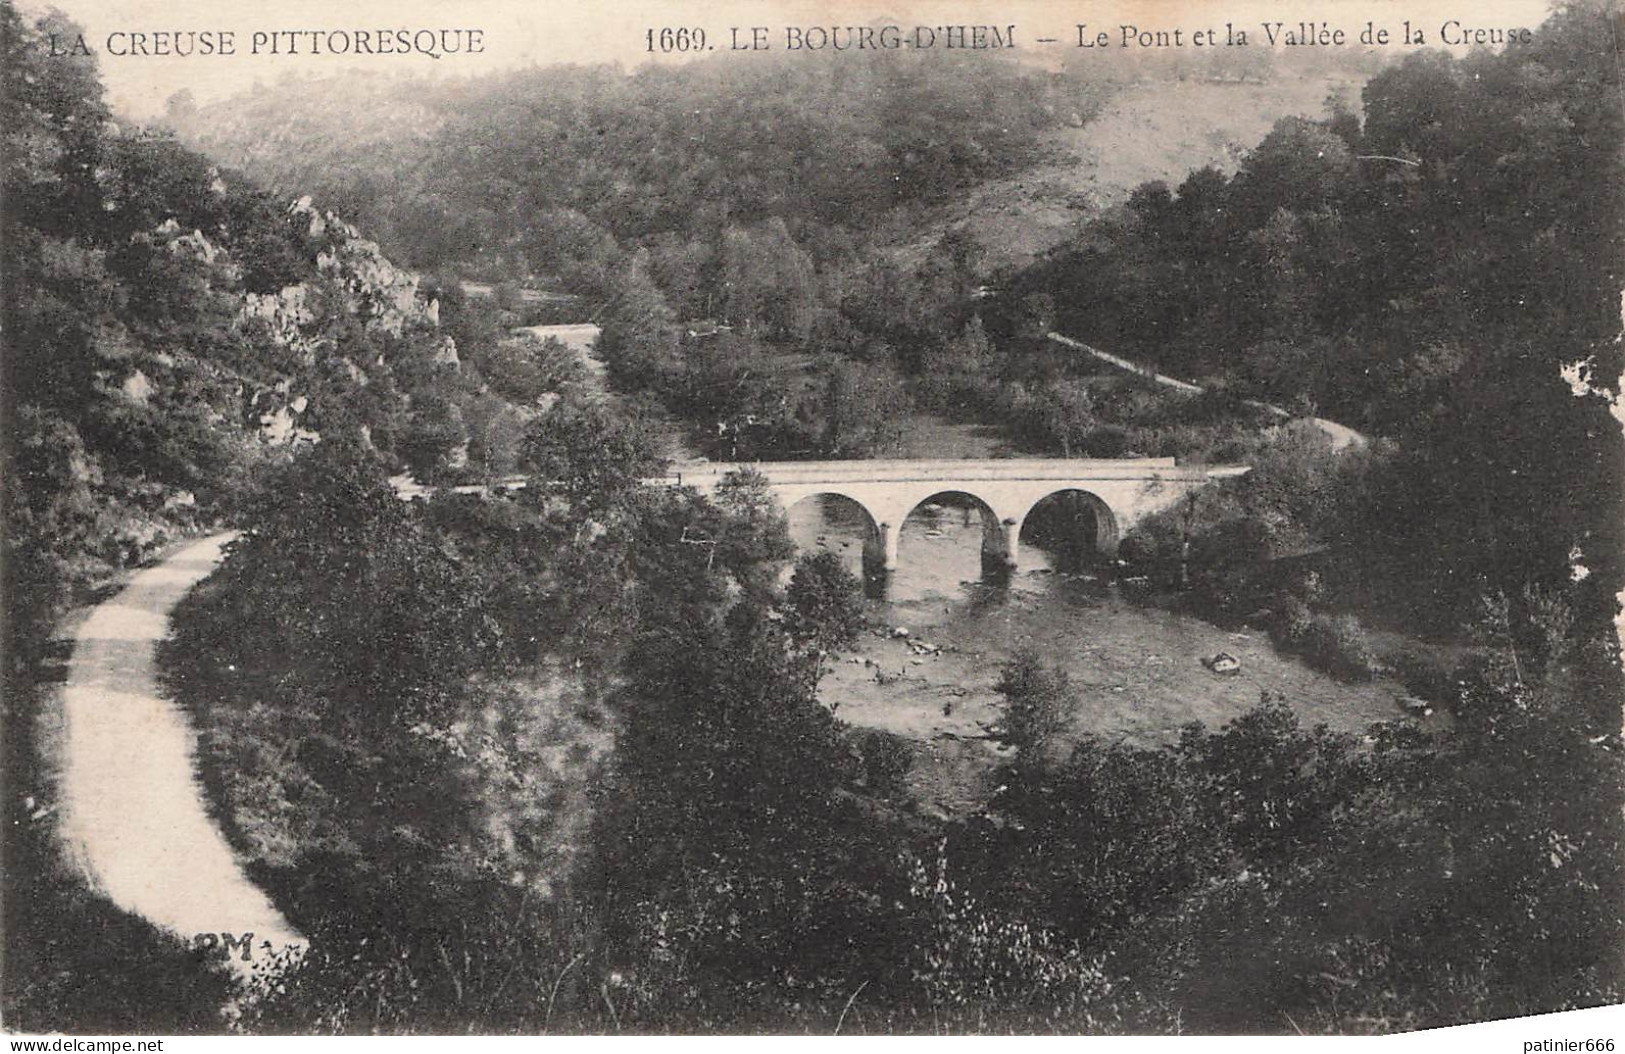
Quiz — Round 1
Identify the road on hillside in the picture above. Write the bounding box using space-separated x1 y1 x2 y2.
55 533 303 974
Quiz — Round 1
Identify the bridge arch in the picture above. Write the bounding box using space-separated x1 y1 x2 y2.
900 490 1016 575
782 491 886 578
1017 488 1120 570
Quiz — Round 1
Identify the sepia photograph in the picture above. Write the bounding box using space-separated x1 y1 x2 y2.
2 0 1623 1038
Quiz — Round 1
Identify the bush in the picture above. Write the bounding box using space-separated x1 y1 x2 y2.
1272 593 1314 648
902 845 1119 1026
1299 613 1378 681
821 360 913 458
912 372 1001 415
786 550 865 654
1187 516 1275 618
1082 425 1132 458
470 335 585 405
1118 516 1185 587
1389 645 1456 704
994 650 1079 762
856 729 915 796
1269 594 1381 683
1445 649 1523 722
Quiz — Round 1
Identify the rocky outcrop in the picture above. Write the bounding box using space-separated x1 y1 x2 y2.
237 197 458 446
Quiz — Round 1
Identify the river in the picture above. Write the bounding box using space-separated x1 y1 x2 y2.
789 493 1411 815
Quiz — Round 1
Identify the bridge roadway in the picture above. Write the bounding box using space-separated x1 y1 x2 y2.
667 458 1249 572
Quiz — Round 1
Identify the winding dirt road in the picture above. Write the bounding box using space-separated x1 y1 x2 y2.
55 532 302 971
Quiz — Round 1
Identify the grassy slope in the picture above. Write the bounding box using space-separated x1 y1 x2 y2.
900 76 1361 276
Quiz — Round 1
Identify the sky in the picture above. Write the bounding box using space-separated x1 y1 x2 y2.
26 0 1559 119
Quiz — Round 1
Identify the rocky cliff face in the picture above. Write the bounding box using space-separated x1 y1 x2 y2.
235 196 459 446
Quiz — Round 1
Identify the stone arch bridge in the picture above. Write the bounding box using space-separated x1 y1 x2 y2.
667 458 1249 573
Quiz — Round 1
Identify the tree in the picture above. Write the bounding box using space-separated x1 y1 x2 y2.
992 649 1078 764
1231 117 1355 224
1013 292 1056 341
163 88 197 124
948 315 993 366
2 6 109 243
786 550 865 657
820 360 912 458
719 218 817 340
596 250 678 392
521 392 665 518
205 440 509 737
400 391 468 481
1038 380 1095 458
595 591 862 1001
710 467 795 592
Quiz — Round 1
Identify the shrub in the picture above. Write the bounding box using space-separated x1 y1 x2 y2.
857 729 915 796
1389 645 1455 704
1182 694 1365 862
470 335 585 405
1446 649 1522 722
491 280 525 313
1285 567 1326 606
1118 516 1185 586
1136 423 1216 459
994 650 1079 763
1187 516 1275 618
1269 595 1381 683
913 372 1001 415
1082 425 1132 458
1300 613 1378 681
786 550 865 654
821 360 914 458
1272 593 1314 649
902 844 1119 1027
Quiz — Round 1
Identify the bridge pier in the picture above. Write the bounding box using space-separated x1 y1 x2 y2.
860 521 902 575
881 522 900 572
1001 517 1023 571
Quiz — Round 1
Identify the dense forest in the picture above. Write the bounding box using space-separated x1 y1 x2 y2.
163 42 1388 465
165 50 1103 463
166 33 1383 289
5 0 1624 1035
169 52 1083 286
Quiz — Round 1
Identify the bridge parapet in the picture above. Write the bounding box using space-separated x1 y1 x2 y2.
663 457 1253 485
